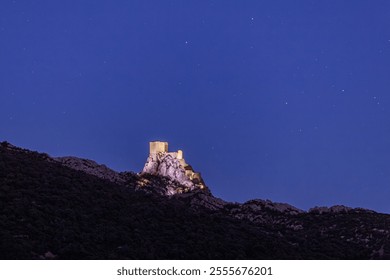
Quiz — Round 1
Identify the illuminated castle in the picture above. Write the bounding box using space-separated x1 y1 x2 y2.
142 141 206 193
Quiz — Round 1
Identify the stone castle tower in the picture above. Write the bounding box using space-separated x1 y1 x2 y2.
142 141 207 194
149 141 168 154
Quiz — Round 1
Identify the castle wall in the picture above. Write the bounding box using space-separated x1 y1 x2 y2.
150 141 168 154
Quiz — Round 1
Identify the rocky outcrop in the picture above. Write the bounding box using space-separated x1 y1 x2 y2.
243 199 304 215
221 199 305 229
308 205 376 214
135 173 195 196
143 153 194 188
309 205 352 214
54 156 128 184
142 151 208 195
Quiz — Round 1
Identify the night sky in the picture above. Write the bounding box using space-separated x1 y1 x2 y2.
1 1 390 213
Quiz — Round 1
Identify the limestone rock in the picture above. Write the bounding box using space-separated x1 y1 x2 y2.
54 156 127 184
309 205 353 214
143 153 193 189
244 199 304 215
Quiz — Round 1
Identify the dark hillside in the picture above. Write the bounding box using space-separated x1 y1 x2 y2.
0 142 296 259
1 142 389 259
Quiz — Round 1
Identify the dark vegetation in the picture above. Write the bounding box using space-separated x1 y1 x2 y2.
0 142 296 259
0 141 389 259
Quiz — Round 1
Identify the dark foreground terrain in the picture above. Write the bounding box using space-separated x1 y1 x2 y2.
0 142 389 259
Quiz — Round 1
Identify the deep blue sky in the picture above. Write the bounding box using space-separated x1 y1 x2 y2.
1 1 390 213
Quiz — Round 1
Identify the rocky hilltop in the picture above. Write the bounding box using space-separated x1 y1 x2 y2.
0 140 389 259
142 141 209 195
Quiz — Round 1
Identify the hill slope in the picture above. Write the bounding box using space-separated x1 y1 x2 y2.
0 142 389 259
